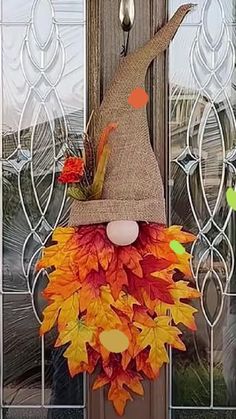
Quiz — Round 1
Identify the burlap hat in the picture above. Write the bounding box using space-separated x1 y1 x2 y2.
69 4 193 226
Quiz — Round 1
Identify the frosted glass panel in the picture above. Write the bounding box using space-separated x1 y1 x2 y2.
0 1 85 417
169 0 236 417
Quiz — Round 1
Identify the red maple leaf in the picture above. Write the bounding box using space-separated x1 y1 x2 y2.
80 268 107 311
135 349 156 380
127 256 174 309
140 254 172 278
106 246 142 300
73 225 114 281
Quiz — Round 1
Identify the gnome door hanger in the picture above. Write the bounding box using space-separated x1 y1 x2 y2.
38 3 200 417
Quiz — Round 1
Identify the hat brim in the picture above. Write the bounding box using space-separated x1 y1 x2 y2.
68 198 166 226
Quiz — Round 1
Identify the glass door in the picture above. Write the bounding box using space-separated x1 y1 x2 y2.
169 0 236 418
0 0 85 418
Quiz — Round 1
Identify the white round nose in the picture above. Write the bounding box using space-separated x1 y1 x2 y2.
106 220 139 246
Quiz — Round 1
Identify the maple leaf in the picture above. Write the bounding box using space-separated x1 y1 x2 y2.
74 225 114 281
79 268 107 311
155 281 200 330
134 316 185 374
133 305 156 328
127 257 174 310
113 291 140 321
36 227 75 271
106 246 142 300
168 251 193 277
86 286 121 329
105 254 128 300
43 266 81 300
55 319 96 377
158 225 196 244
135 349 156 380
40 293 80 335
93 366 144 416
150 224 195 276
40 296 63 335
140 255 174 308
121 321 141 367
92 309 136 365
57 293 80 331
70 345 101 375
137 223 178 262
119 246 143 276
137 224 195 274
140 254 172 278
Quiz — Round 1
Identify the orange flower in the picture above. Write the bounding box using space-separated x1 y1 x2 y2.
58 157 84 184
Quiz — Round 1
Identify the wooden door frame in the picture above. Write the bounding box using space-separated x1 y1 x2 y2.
86 1 169 418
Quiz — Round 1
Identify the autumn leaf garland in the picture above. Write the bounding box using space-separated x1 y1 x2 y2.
37 222 200 415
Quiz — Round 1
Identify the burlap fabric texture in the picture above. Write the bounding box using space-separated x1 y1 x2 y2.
69 4 193 226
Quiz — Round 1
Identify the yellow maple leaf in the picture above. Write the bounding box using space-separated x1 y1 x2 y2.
37 227 75 271
40 293 80 335
169 280 200 300
40 296 63 335
58 293 80 331
55 319 96 377
155 281 200 330
86 286 121 329
134 316 185 374
168 251 193 277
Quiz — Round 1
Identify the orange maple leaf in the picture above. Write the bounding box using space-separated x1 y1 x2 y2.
57 293 80 331
67 345 101 375
105 254 128 300
43 266 81 300
137 223 179 262
168 251 193 277
95 316 134 363
93 365 144 416
158 225 196 243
